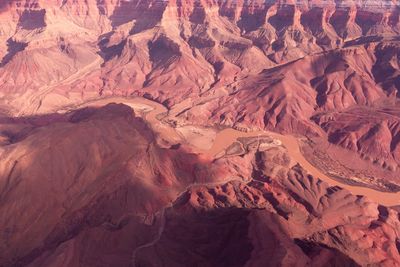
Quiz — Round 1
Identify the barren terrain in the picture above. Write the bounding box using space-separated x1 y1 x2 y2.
1 1 400 266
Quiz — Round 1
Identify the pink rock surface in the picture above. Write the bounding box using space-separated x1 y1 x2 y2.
0 1 400 266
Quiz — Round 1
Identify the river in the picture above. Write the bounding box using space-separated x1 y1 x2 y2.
71 97 400 207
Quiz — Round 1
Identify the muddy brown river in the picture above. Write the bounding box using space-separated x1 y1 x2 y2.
72 97 400 207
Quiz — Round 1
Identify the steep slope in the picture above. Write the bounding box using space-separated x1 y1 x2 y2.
0 103 225 266
312 104 400 171
186 40 399 127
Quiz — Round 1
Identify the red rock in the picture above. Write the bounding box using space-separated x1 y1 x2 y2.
0 1 399 266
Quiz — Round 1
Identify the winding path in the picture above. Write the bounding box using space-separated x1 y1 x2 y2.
130 177 246 266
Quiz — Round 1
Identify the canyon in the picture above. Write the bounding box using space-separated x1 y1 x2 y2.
1 0 400 266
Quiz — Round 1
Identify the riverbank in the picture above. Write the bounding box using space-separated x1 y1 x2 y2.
62 96 400 207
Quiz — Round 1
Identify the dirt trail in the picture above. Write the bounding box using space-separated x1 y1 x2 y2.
131 208 166 265
130 177 245 266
